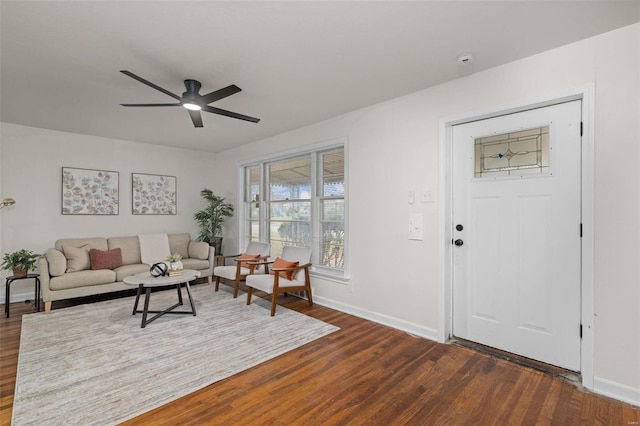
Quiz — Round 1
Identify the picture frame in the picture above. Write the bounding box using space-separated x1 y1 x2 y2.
132 173 177 215
62 167 119 215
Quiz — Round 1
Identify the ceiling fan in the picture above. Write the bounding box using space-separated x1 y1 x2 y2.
119 70 260 128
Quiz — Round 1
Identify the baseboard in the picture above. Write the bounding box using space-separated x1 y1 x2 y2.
593 376 640 407
0 288 36 306
312 295 439 341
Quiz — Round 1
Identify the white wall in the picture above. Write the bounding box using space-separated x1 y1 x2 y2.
0 124 217 300
213 24 640 402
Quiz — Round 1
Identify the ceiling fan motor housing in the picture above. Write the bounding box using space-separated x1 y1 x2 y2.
183 80 202 106
184 79 201 94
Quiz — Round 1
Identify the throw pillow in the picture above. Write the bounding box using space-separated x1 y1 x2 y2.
270 257 299 281
188 241 209 260
62 244 91 272
238 253 261 269
139 233 171 265
168 233 190 259
90 248 123 270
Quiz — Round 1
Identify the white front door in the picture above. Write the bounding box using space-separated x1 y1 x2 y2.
452 100 582 371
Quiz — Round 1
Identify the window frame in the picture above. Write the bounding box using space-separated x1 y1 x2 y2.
237 137 349 281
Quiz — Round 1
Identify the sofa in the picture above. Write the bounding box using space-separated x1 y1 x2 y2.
39 233 215 313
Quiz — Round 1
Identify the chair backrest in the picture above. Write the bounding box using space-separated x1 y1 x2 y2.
244 242 270 271
281 246 312 281
245 241 270 257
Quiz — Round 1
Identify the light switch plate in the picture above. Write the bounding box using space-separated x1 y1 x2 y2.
422 190 435 203
409 213 423 240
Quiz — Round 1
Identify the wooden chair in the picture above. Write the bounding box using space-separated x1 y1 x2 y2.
245 246 313 316
213 242 270 298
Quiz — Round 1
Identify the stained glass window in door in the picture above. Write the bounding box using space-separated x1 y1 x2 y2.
474 126 549 178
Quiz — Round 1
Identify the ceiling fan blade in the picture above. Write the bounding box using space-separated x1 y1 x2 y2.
200 84 241 105
202 105 260 123
188 109 204 128
120 70 182 102
120 103 182 107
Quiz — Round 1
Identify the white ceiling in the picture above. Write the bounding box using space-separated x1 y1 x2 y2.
1 1 639 153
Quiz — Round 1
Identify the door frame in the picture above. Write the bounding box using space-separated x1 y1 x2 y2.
438 84 594 390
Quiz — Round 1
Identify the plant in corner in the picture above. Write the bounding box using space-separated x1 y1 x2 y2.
194 188 234 255
1 249 42 278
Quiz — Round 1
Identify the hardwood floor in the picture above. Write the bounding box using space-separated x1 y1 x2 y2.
1 284 638 425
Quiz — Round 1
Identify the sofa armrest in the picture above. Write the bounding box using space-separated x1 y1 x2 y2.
206 246 216 273
38 256 52 303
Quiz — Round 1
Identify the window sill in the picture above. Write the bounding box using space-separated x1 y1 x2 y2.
310 268 350 284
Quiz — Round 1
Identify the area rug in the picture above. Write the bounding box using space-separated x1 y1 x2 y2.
12 284 339 425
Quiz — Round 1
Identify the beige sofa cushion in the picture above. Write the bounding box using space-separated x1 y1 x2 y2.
113 264 150 282
182 258 210 271
108 236 141 265
168 233 190 259
188 241 209 260
62 244 91 272
45 249 67 277
50 269 116 290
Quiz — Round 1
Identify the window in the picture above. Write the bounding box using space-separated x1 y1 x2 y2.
243 165 260 242
319 150 345 269
268 155 312 254
474 126 550 178
240 140 346 278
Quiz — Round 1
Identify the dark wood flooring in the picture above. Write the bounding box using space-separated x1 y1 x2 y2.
1 283 638 425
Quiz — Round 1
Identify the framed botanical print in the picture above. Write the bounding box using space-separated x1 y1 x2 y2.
62 167 119 215
132 173 177 215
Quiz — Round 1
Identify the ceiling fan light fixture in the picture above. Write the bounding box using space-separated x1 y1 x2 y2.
182 102 201 111
119 71 260 127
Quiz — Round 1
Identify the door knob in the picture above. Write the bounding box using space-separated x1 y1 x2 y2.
456 224 464 231
454 239 464 246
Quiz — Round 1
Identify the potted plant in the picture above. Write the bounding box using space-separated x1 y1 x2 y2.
194 188 234 255
166 253 183 271
1 249 41 278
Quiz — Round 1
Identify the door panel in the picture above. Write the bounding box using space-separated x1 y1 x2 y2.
518 195 550 332
470 196 500 321
452 100 581 371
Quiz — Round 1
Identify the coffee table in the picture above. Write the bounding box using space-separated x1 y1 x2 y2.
123 269 201 328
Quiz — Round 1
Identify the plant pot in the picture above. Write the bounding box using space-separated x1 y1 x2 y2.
210 237 223 256
169 261 183 271
12 267 28 278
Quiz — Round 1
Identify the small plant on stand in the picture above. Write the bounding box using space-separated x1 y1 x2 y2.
1 249 42 278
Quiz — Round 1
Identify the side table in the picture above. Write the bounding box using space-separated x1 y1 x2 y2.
5 274 40 318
